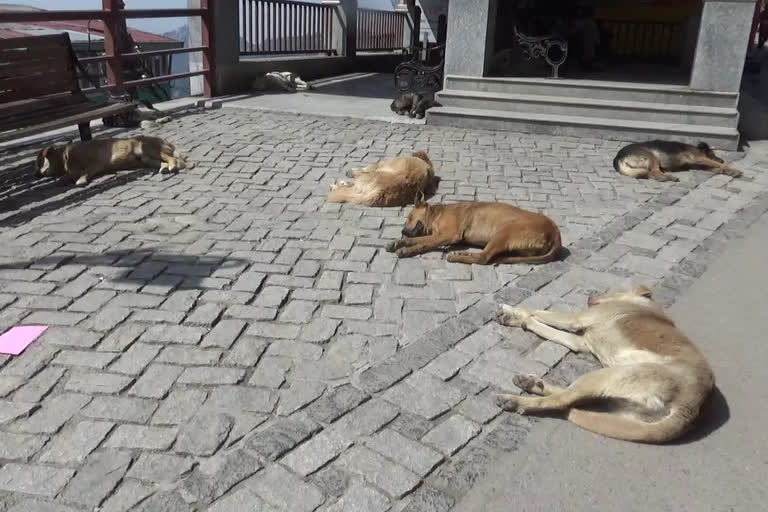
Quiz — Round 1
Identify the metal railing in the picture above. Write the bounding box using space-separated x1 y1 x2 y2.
0 1 216 96
240 0 335 56
603 20 682 61
357 8 407 52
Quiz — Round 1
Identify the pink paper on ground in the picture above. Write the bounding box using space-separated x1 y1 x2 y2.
0 326 48 356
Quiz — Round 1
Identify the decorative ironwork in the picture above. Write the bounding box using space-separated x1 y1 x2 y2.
394 44 445 94
514 26 568 78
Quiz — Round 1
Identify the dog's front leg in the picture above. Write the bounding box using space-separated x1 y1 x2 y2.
387 235 452 258
698 157 742 178
386 235 435 254
497 306 587 352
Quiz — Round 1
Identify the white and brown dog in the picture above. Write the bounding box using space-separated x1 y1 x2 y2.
36 136 186 186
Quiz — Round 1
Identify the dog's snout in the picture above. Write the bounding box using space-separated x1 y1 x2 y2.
587 296 598 307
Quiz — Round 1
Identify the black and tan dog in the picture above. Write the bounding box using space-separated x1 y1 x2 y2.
387 199 562 265
613 140 741 182
390 93 439 119
496 285 715 444
36 136 185 186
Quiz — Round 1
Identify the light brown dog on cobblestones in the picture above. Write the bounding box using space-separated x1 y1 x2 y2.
36 136 185 186
328 151 437 207
496 285 715 443
387 200 562 265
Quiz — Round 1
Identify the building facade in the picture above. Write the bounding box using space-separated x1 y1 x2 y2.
415 0 756 149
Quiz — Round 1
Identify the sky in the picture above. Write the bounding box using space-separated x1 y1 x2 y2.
10 0 395 35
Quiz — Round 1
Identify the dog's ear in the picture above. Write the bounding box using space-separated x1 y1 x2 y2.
634 285 653 298
414 190 426 206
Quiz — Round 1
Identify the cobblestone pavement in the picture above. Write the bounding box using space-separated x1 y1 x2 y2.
0 107 766 512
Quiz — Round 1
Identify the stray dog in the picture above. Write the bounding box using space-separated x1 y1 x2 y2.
390 93 439 119
251 71 313 93
36 136 186 186
386 201 562 265
496 285 715 443
328 151 437 207
613 140 742 182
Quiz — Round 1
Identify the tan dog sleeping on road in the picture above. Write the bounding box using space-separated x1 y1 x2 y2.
387 199 562 265
328 151 437 207
36 136 186 186
496 286 715 443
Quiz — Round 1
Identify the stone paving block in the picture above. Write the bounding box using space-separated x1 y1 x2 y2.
247 321 301 339
422 415 481 456
99 480 154 512
457 395 502 424
133 492 192 512
337 445 421 499
482 415 533 452
201 319 246 348
277 380 326 416
424 349 474 380
352 361 411 394
528 341 570 367
401 486 455 512
128 453 195 483
106 424 177 450
332 398 399 442
82 395 158 423
11 367 65 403
250 464 325 512
0 432 47 461
208 488 277 512
265 339 323 360
253 286 290 307
279 300 319 323
177 366 245 385
157 346 222 366
68 290 117 313
64 372 133 395
152 389 207 425
0 464 74 498
366 428 443 477
247 356 291 387
0 376 23 398
282 429 353 476
299 318 341 344
39 420 114 465
430 445 494 496
21 310 85 326
343 284 374 305
322 305 372 320
176 413 232 456
140 324 206 345
60 451 132 507
17 393 90 434
97 323 145 352
246 413 320 461
185 302 224 327
52 349 117 369
325 484 390 512
305 384 369 424
205 385 278 414
128 364 183 399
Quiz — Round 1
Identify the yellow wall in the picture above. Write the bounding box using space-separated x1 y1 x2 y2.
597 2 700 23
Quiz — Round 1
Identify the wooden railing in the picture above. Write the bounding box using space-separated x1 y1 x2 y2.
240 0 336 55
0 1 215 97
357 8 408 52
603 20 682 61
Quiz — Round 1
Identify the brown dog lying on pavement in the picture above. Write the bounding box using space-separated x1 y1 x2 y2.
613 140 742 182
386 199 562 265
496 285 715 443
36 136 186 186
328 151 437 207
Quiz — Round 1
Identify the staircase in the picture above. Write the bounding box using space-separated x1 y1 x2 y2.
428 76 740 150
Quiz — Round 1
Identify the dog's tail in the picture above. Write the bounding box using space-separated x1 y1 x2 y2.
494 230 562 265
613 154 651 178
565 408 691 444
411 150 433 168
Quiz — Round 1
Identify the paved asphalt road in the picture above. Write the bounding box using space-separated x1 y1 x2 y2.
456 212 768 512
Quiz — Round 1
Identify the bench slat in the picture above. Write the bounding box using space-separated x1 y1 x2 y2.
0 34 71 51
0 102 136 144
0 101 102 133
0 92 89 118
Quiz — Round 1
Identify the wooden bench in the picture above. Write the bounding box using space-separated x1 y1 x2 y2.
0 33 136 145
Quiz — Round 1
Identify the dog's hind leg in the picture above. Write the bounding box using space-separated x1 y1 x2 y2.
649 167 679 182
447 233 509 264
512 375 565 396
696 157 743 178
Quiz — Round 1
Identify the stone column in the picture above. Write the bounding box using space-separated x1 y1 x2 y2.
443 0 497 77
188 0 239 96
340 0 357 58
689 0 754 92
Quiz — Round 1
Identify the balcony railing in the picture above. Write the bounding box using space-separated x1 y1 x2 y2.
0 1 215 97
240 0 336 56
357 8 408 52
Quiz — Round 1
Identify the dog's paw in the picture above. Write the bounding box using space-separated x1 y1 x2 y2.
385 241 399 253
496 394 527 414
395 248 411 258
513 374 545 394
75 176 89 187
727 168 743 178
496 304 529 328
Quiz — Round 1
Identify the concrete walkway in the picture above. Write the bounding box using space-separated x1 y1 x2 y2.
456 211 768 512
